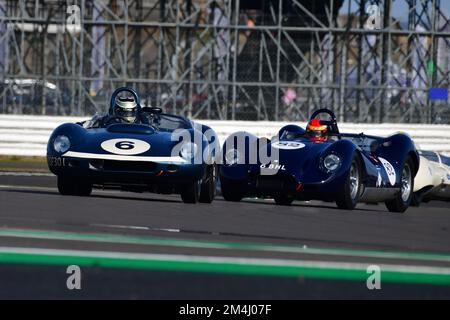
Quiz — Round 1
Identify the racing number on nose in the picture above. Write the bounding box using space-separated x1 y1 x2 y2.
101 138 150 155
115 141 135 150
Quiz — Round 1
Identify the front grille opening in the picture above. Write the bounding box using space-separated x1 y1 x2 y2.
256 178 285 190
90 159 104 170
90 159 157 172
255 175 297 192
67 159 81 167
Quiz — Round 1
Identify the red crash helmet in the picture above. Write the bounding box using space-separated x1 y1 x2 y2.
306 119 328 142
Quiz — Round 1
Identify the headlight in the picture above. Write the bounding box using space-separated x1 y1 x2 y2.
180 142 198 160
323 154 341 172
225 149 241 165
53 135 71 153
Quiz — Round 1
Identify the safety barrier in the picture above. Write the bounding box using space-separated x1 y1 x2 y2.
0 115 449 156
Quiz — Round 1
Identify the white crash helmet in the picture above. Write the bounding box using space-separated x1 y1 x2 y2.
113 96 138 123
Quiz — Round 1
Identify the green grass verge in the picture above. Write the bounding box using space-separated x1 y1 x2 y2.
0 250 450 285
0 155 47 163
0 156 49 173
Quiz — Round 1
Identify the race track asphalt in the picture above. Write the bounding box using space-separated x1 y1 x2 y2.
0 173 449 299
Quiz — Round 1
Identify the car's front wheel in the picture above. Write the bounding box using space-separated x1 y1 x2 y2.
57 175 92 196
274 195 294 206
385 156 414 213
220 175 246 202
199 165 217 203
336 154 362 210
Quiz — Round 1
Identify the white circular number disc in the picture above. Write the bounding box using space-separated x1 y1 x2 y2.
272 141 306 150
101 139 150 155
379 157 396 186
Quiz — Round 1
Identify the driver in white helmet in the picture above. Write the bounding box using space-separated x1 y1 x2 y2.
112 96 138 123
84 94 148 128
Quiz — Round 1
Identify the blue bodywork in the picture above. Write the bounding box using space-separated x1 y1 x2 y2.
47 87 219 195
220 112 419 204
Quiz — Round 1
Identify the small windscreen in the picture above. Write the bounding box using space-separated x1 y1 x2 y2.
340 135 380 153
149 114 191 132
280 130 338 143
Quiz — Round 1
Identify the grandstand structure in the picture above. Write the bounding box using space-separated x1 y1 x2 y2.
0 0 449 123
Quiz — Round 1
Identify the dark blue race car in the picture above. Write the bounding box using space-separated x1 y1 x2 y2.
219 109 419 212
47 87 219 204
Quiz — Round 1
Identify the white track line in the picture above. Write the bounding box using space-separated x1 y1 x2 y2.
1 246 450 275
0 184 55 191
0 172 54 177
91 223 181 233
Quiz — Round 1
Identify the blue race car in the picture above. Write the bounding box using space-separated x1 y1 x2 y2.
47 87 219 204
219 109 419 212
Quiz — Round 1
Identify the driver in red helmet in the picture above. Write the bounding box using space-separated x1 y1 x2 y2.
306 119 328 143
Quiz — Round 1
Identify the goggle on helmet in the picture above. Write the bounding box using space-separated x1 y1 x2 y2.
114 96 137 123
306 119 328 142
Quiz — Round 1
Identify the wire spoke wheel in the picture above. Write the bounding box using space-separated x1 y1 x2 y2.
349 161 360 200
385 156 415 213
336 154 361 210
401 163 412 202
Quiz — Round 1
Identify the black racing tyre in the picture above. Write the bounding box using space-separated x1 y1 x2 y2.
336 154 362 210
57 175 92 196
385 156 414 213
199 165 216 203
410 192 422 207
220 175 246 202
76 182 93 196
274 195 294 206
57 175 75 195
180 180 201 204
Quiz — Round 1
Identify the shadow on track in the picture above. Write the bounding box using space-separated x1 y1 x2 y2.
220 197 388 213
0 188 181 204
1 187 404 213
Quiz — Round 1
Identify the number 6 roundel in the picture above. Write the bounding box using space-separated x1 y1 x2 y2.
101 139 151 155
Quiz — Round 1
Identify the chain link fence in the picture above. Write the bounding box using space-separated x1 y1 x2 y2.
0 0 449 123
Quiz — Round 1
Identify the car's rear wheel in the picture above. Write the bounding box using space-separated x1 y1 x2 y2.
385 156 414 213
274 195 294 206
336 154 362 210
57 175 92 196
180 180 201 204
220 175 246 202
199 165 216 203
